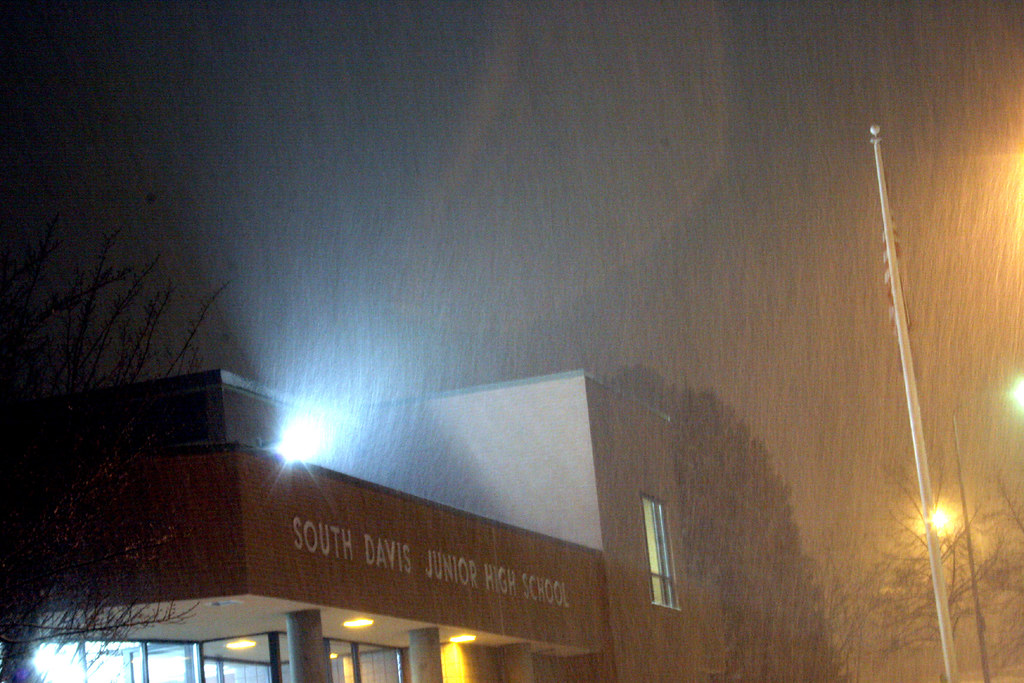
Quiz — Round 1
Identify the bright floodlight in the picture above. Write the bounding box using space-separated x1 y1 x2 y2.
276 414 331 463
274 394 361 464
1012 378 1024 412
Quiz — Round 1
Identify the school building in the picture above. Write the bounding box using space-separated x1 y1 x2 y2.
16 370 724 682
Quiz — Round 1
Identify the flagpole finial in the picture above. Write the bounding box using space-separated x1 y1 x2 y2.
870 124 880 136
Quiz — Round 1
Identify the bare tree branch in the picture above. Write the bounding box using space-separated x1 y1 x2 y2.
0 217 222 678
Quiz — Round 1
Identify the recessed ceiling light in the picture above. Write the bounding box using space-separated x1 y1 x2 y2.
343 618 374 628
329 653 339 660
225 639 257 650
449 635 476 643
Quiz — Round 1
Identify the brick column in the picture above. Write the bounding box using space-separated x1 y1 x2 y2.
408 628 443 683
286 610 328 683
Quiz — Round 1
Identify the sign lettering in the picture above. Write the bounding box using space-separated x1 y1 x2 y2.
289 514 570 608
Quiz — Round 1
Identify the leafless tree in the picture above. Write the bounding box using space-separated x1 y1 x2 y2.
0 217 220 681
830 462 1022 679
608 366 843 682
988 476 1024 664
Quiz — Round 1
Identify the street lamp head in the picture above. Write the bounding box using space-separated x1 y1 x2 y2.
930 506 955 537
1011 377 1024 412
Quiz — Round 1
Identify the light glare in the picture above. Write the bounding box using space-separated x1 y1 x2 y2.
276 414 331 463
225 639 257 650
1012 378 1024 412
34 643 85 683
449 634 476 643
930 507 955 537
343 618 374 628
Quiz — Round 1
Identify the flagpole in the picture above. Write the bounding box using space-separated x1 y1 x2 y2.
870 125 958 683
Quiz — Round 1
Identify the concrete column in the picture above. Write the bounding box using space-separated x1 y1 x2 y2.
408 627 443 683
286 609 328 683
501 643 535 683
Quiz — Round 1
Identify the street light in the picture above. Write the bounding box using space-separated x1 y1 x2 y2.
951 380 1024 683
1011 378 1024 412
929 505 955 538
952 411 991 683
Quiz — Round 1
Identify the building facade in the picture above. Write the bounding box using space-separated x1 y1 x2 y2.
16 370 724 683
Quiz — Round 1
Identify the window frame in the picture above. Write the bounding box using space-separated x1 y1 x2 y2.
641 494 678 609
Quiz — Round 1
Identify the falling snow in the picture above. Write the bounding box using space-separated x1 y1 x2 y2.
3 3 1024 679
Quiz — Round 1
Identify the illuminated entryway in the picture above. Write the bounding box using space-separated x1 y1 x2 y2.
28 635 402 683
31 641 200 683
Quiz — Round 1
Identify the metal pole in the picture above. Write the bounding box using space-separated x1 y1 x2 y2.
870 125 958 683
953 412 993 683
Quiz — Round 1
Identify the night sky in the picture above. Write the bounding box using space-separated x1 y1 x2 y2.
4 1 1024 557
